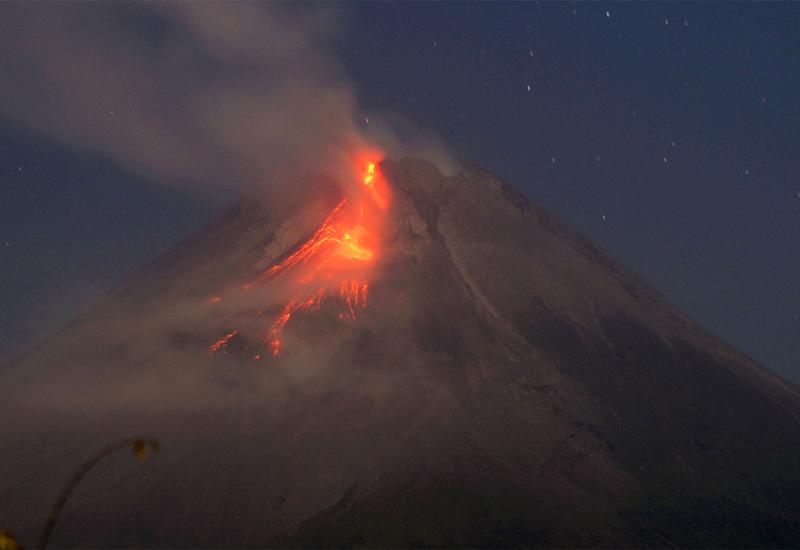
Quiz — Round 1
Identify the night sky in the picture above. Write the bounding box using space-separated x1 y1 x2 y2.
1 3 798 381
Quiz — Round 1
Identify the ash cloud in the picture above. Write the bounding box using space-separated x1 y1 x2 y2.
0 3 458 381
0 3 375 198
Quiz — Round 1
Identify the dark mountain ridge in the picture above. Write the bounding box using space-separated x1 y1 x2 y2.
1 158 799 547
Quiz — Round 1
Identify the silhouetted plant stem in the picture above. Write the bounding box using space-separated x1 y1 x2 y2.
37 437 159 549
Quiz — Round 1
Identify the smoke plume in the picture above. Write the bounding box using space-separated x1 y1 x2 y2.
0 3 378 197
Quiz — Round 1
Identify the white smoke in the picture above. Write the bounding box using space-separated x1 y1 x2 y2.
0 3 373 197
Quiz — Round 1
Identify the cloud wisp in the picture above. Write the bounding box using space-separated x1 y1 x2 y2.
0 3 374 197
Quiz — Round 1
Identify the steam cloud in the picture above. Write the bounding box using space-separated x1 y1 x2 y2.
0 2 459 382
0 3 378 196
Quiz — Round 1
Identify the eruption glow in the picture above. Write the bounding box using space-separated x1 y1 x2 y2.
208 330 238 355
208 159 389 358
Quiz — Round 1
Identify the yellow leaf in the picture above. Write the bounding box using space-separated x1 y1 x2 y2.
132 439 147 460
132 438 160 460
0 530 20 550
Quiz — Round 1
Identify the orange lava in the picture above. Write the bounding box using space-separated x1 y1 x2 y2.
209 159 389 359
208 330 238 354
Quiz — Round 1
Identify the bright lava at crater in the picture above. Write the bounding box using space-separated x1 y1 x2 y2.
208 160 390 359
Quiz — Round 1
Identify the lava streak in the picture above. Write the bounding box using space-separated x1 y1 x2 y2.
208 330 238 354
266 290 325 357
208 160 389 358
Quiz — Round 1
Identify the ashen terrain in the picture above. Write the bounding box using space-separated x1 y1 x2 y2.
1 157 799 547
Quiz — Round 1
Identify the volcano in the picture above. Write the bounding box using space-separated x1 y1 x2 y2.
2 158 800 547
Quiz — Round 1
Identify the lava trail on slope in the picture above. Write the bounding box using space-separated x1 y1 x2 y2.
208 161 390 359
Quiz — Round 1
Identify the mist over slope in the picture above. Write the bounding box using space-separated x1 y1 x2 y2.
2 158 799 547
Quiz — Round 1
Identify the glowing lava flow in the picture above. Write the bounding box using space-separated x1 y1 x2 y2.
208 160 389 358
208 330 238 354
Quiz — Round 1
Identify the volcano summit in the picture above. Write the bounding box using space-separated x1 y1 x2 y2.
1 158 799 547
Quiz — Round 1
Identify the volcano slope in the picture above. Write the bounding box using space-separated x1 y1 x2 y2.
2 158 800 548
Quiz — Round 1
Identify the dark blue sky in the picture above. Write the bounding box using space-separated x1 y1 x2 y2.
1 3 798 380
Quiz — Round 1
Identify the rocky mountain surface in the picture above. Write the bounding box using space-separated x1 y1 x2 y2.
2 158 799 547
